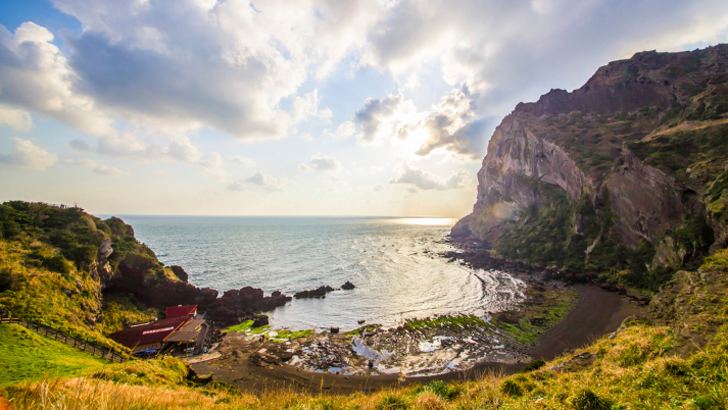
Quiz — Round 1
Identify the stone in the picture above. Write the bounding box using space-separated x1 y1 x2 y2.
341 281 356 290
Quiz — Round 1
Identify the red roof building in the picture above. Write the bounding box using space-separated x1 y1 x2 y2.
109 316 191 352
165 305 198 319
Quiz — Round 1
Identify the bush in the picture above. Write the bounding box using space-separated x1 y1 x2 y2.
570 389 613 410
522 358 546 372
500 379 523 397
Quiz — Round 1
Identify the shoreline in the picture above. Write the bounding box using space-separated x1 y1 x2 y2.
191 282 644 395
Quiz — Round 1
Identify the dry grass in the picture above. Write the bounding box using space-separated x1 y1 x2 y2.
5 378 259 410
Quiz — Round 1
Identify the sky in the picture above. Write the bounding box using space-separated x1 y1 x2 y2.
0 0 727 217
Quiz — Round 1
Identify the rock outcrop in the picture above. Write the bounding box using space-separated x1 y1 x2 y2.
294 286 335 299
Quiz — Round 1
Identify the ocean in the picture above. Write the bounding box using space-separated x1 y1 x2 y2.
115 215 525 331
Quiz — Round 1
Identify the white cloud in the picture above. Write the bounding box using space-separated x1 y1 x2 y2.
228 156 256 167
291 90 332 123
226 181 247 192
246 171 287 192
201 152 229 179
0 137 57 170
309 154 341 172
390 163 469 190
0 23 114 136
334 121 356 139
0 105 33 132
65 158 128 176
298 163 312 172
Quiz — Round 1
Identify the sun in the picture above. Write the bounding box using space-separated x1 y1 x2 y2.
394 127 430 157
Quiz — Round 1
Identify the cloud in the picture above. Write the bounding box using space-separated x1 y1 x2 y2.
0 105 33 132
390 163 469 190
11 0 382 141
0 137 57 170
246 171 287 192
226 181 247 192
68 139 92 152
412 86 490 159
65 158 128 176
354 94 405 143
228 156 256 167
297 163 312 171
0 23 114 136
291 90 333 123
309 154 341 172
332 121 356 139
201 152 229 179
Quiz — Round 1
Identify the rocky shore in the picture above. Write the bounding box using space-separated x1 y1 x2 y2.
185 240 647 390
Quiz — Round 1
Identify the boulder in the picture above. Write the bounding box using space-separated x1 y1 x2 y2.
341 281 356 290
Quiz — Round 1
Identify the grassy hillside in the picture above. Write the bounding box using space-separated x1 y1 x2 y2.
0 324 109 387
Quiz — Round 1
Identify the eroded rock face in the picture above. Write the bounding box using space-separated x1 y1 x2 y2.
604 150 684 247
452 115 590 244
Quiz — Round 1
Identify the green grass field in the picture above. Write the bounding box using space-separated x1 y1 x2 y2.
0 324 110 386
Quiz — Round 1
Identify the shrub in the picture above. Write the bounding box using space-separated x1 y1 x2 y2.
570 389 613 410
522 359 546 372
499 379 523 397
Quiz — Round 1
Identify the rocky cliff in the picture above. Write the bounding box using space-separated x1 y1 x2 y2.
454 45 728 290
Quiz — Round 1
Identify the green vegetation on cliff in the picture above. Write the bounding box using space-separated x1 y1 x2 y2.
0 201 184 352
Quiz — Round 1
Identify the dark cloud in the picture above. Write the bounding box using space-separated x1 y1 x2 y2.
68 139 91 152
354 94 403 142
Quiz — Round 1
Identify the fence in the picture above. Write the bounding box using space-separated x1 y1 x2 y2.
0 318 129 364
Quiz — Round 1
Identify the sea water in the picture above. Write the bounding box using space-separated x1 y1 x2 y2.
114 215 525 331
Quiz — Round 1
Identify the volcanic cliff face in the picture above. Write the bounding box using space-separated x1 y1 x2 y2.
453 45 728 283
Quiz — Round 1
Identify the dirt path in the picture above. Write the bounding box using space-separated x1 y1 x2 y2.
191 284 645 395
